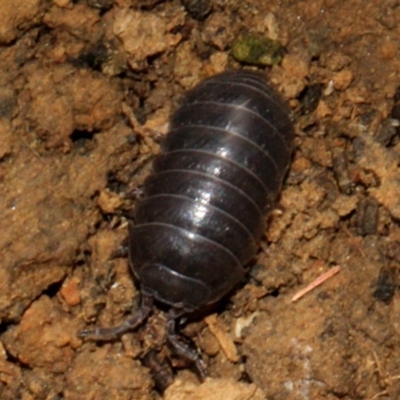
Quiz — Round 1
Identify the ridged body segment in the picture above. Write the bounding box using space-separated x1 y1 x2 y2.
129 71 294 311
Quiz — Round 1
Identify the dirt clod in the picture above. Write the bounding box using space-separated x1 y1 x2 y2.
2 0 400 398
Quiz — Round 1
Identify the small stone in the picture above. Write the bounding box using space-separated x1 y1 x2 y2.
60 278 81 306
231 33 285 66
333 69 353 91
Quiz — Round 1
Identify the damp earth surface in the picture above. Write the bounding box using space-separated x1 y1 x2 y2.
1 0 400 399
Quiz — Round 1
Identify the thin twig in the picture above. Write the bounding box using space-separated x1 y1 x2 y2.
292 265 341 302
341 223 366 258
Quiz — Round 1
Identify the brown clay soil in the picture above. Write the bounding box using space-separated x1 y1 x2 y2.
1 0 400 399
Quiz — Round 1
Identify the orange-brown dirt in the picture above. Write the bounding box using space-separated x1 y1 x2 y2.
1 0 400 399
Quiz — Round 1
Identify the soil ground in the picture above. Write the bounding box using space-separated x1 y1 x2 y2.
1 0 400 399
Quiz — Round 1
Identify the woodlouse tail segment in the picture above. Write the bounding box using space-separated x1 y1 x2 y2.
77 295 153 341
166 308 207 381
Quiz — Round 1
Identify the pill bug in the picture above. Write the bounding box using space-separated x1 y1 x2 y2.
79 70 294 378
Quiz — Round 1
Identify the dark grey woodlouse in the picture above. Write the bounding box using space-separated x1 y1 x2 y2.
79 70 294 378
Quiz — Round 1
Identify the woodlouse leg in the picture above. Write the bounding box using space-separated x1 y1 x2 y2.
78 294 153 341
109 236 129 259
166 309 207 380
125 187 144 200
142 350 174 392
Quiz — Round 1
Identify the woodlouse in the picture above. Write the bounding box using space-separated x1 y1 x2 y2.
79 70 294 378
